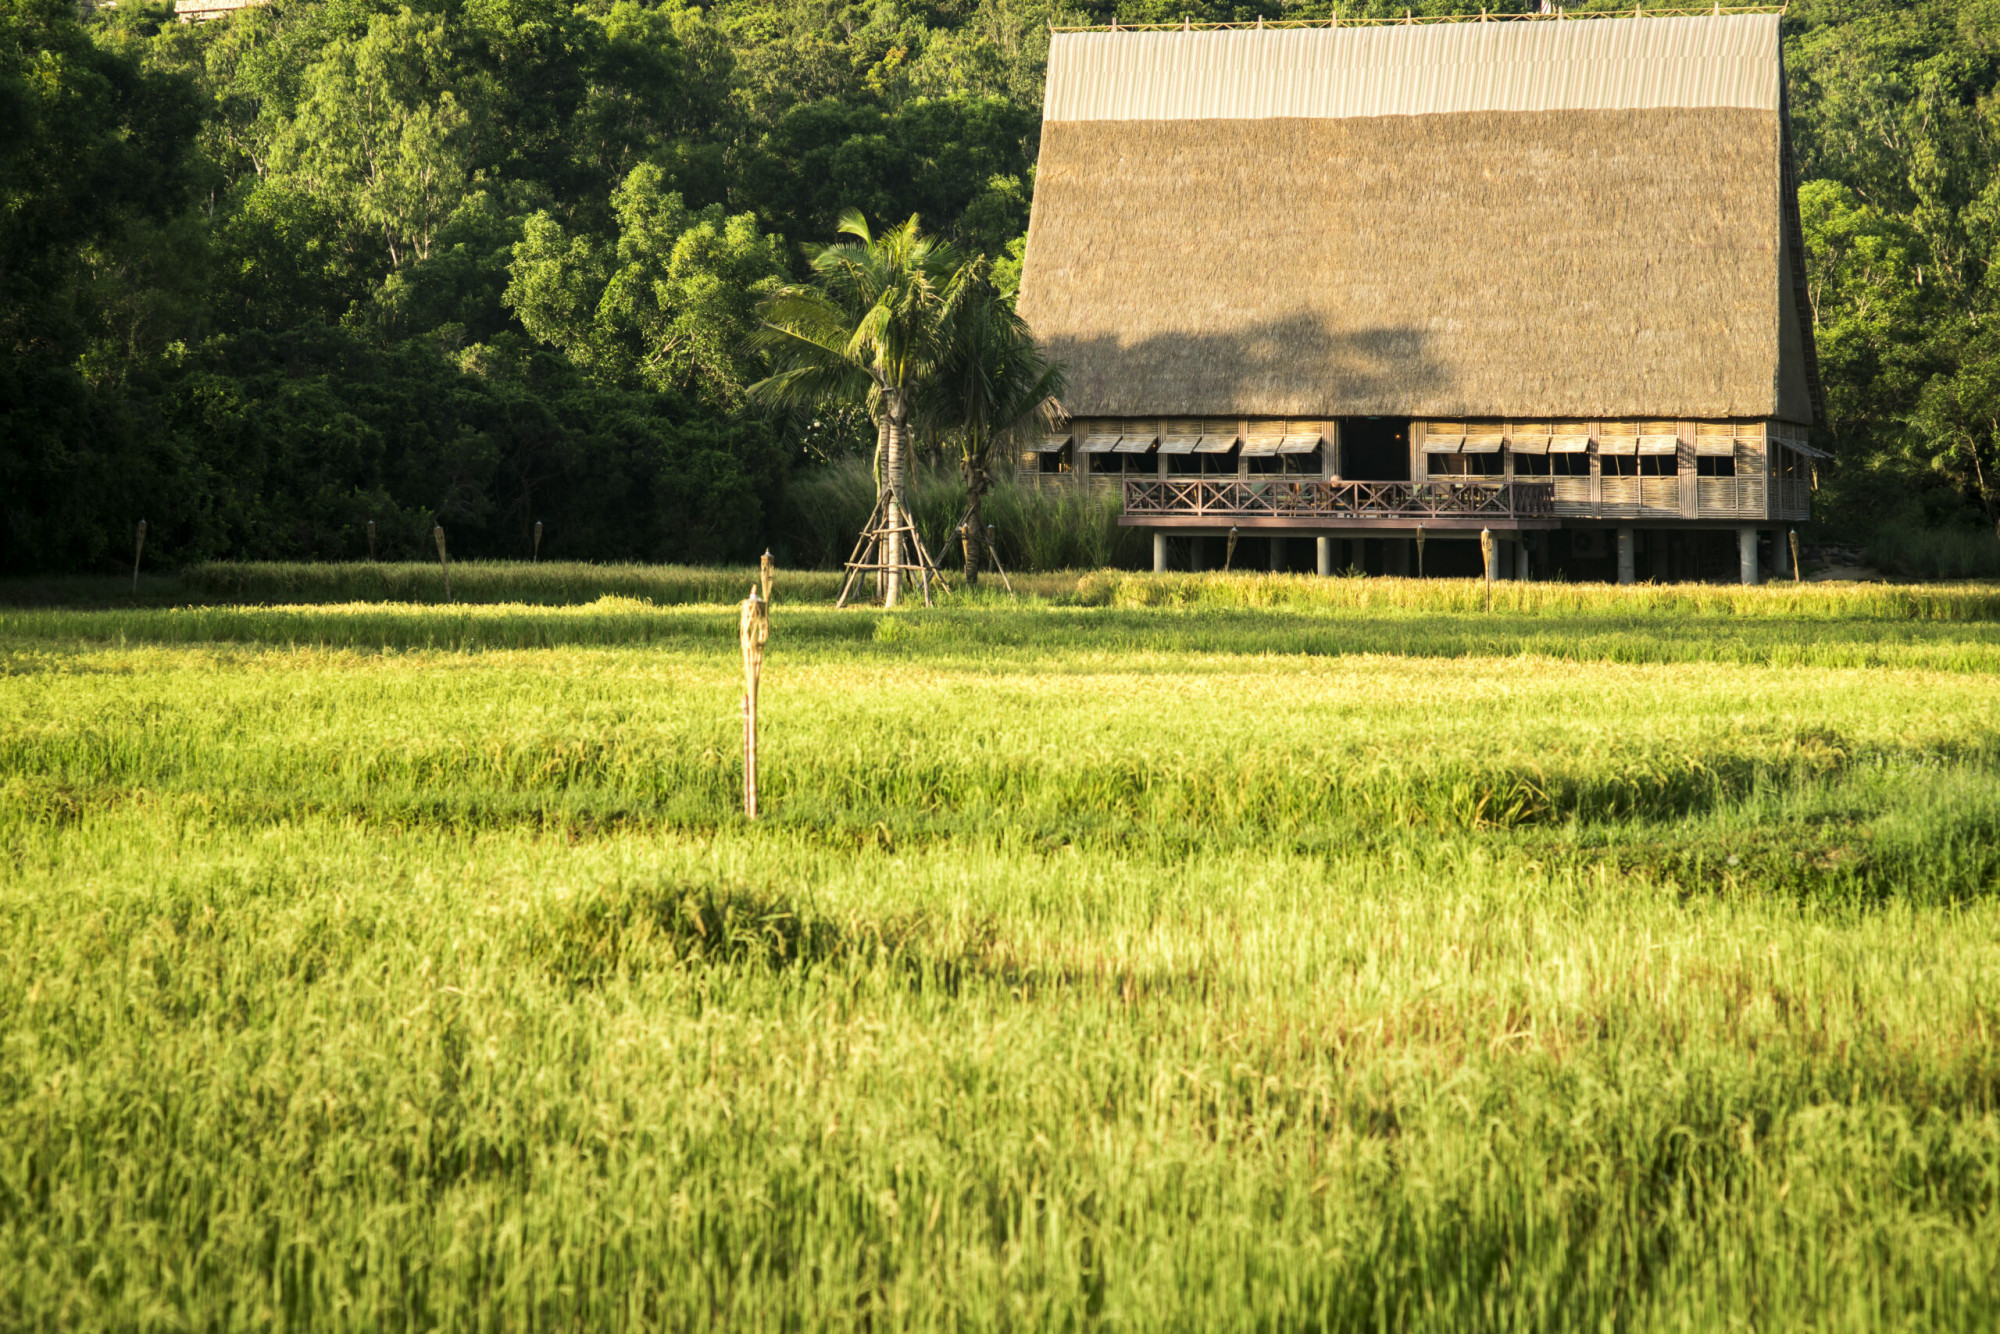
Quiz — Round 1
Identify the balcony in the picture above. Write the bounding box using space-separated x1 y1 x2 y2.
1120 478 1558 530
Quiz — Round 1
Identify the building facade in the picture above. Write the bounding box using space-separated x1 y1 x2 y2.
1014 11 1825 583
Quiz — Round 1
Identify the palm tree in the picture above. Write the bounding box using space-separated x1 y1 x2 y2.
750 211 975 606
920 285 1067 583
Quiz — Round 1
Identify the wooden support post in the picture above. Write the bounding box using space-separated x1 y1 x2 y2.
533 521 543 563
1781 529 1799 581
433 525 451 600
1616 527 1636 585
1315 535 1331 576
985 526 1013 595
1480 528 1495 610
1414 525 1426 578
1738 526 1761 586
131 520 146 596
1515 538 1531 583
1153 532 1167 573
366 520 376 561
739 588 769 819
1268 535 1284 572
1224 526 1239 571
1189 536 1204 573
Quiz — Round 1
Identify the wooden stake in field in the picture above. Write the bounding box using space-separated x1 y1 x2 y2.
366 520 377 561
1789 529 1801 583
1415 524 1426 578
760 549 775 604
533 521 543 563
739 587 770 819
1224 525 1239 572
433 525 451 601
986 525 1014 595
1479 527 1494 611
131 520 147 595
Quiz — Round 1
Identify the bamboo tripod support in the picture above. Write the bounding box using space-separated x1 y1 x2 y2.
835 487 949 609
953 508 1014 595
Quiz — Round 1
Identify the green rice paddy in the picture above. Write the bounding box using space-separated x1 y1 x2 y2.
2 569 1997 1329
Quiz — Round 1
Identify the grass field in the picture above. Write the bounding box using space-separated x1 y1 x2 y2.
3 569 1998 1329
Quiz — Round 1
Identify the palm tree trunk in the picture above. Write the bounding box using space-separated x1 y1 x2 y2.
963 458 987 584
883 403 906 607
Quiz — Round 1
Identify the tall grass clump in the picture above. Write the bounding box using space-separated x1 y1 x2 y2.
1867 524 2000 580
180 561 847 606
1076 569 2000 620
785 459 1143 572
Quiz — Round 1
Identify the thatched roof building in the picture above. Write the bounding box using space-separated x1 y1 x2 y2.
1014 11 1825 584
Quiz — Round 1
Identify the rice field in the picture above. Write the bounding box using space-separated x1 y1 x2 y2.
2 569 1998 1330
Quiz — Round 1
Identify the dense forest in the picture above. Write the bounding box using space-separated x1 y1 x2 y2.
3 0 1997 570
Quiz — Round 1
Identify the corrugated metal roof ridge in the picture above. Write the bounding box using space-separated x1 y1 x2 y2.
1044 13 1778 122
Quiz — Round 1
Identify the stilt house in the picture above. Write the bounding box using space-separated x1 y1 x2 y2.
1014 9 1825 583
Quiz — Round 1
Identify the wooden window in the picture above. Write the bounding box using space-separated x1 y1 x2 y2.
1598 422 1639 456
1159 419 1201 455
1464 421 1506 453
1430 452 1501 477
1697 456 1736 477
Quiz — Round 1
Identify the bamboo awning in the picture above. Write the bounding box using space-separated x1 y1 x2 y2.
1029 433 1073 452
1079 434 1121 453
1240 436 1285 456
1277 435 1322 454
1194 434 1238 453
1598 431 1639 455
1508 436 1551 455
1115 433 1159 453
1638 435 1680 455
1461 436 1503 454
1549 434 1591 453
1784 438 1833 459
1423 435 1464 453
1158 434 1200 454
1694 434 1736 456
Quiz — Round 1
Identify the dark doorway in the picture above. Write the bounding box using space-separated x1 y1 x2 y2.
1341 418 1410 481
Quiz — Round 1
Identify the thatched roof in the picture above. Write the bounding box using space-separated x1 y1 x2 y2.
1017 15 1821 426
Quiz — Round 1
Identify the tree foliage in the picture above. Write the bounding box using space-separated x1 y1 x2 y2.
3 0 1999 570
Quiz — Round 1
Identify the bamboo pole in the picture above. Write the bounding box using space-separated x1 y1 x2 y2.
739 588 770 819
986 525 1014 595
761 549 775 604
1224 525 1239 571
433 525 451 601
131 520 147 596
1789 529 1801 583
1415 524 1426 578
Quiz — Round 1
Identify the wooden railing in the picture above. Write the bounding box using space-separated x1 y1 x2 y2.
1123 478 1555 520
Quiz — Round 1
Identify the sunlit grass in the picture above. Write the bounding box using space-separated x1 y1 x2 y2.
2 588 1997 1329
